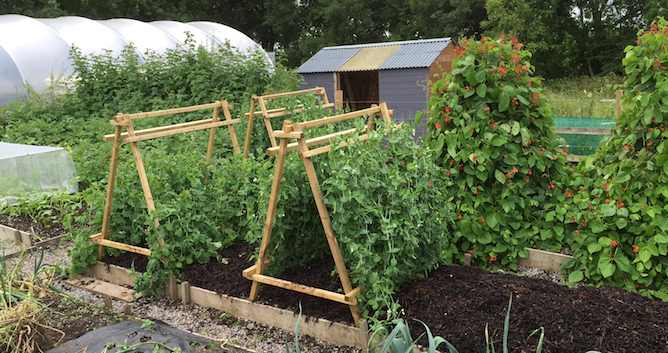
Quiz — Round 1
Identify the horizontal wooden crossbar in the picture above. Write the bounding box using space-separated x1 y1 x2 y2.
302 133 371 158
121 101 224 120
267 128 360 156
297 106 381 130
556 127 611 136
90 233 151 256
245 103 335 119
103 117 212 141
122 119 240 143
260 87 324 100
242 265 359 305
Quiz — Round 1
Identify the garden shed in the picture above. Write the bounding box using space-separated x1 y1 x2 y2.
297 38 455 124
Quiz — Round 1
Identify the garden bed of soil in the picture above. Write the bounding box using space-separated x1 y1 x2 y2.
104 242 353 324
0 214 64 240
397 264 668 353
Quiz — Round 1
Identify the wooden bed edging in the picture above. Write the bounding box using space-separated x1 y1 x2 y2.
88 262 370 350
464 248 573 273
0 223 66 258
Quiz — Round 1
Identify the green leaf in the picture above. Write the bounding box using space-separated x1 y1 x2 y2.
476 83 487 97
491 136 507 146
587 242 602 253
499 90 510 112
511 121 520 136
568 271 584 283
486 213 499 229
598 259 616 278
495 170 506 184
615 218 628 229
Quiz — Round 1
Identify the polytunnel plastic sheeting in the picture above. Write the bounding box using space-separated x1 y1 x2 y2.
99 18 178 57
188 21 270 62
0 46 26 105
0 15 72 92
0 142 77 197
39 16 127 57
151 21 220 50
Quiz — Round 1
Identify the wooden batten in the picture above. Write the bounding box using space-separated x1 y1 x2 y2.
260 87 323 100
266 128 360 156
296 106 380 130
91 236 151 256
1 223 66 258
122 101 223 120
122 119 239 144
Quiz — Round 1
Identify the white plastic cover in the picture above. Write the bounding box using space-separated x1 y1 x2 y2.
99 19 178 57
151 21 220 50
39 16 127 57
0 142 77 197
0 46 26 105
188 21 272 64
0 15 72 93
0 15 272 105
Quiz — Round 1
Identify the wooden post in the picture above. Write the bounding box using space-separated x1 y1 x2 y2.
126 122 162 246
222 101 241 155
249 120 293 301
259 97 277 147
297 136 361 326
243 96 257 158
99 118 124 258
615 89 623 122
319 87 330 105
335 90 344 111
206 105 220 163
180 281 191 305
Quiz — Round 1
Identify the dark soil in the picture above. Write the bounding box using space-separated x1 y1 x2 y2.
102 251 149 272
0 214 64 240
397 265 668 353
181 242 352 324
41 293 125 349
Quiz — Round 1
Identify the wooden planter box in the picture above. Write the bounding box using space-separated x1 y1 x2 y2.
87 262 370 349
0 223 65 258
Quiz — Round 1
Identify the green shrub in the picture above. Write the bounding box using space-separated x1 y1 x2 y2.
564 18 668 300
425 35 569 268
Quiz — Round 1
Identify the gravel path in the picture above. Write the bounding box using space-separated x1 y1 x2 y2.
6 240 360 353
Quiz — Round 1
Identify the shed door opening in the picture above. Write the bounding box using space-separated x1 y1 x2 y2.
337 71 378 111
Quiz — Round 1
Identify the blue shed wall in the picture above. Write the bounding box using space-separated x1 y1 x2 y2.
379 68 428 127
299 72 335 103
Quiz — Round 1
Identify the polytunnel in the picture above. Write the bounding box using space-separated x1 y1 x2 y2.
0 14 272 105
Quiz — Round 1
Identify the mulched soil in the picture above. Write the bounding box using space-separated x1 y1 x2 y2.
396 265 668 353
0 214 64 240
182 242 353 324
102 251 149 272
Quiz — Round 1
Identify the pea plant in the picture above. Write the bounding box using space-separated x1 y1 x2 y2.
424 35 569 269
563 18 668 300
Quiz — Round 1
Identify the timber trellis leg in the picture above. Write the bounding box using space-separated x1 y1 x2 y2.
91 99 243 258
244 103 393 327
242 87 334 157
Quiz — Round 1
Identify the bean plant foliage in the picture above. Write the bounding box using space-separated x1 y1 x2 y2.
563 18 668 300
425 35 569 268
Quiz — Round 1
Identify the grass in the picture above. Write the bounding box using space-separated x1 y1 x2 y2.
544 74 623 118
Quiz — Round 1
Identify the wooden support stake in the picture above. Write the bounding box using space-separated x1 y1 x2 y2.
222 101 241 154
249 121 293 301
180 281 191 304
99 122 123 258
297 134 361 325
615 89 623 122
206 106 220 163
259 97 277 147
243 96 257 158
335 90 344 111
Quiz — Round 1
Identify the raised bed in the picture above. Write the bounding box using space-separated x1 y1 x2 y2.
85 261 369 349
0 222 66 258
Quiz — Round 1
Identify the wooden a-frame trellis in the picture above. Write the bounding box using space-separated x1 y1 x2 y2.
90 100 241 258
242 102 393 326
242 87 335 157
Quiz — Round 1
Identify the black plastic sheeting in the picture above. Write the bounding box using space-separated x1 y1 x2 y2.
47 320 231 353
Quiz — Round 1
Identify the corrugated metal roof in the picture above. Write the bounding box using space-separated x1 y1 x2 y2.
380 40 450 69
296 47 358 73
338 45 400 72
297 37 451 73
